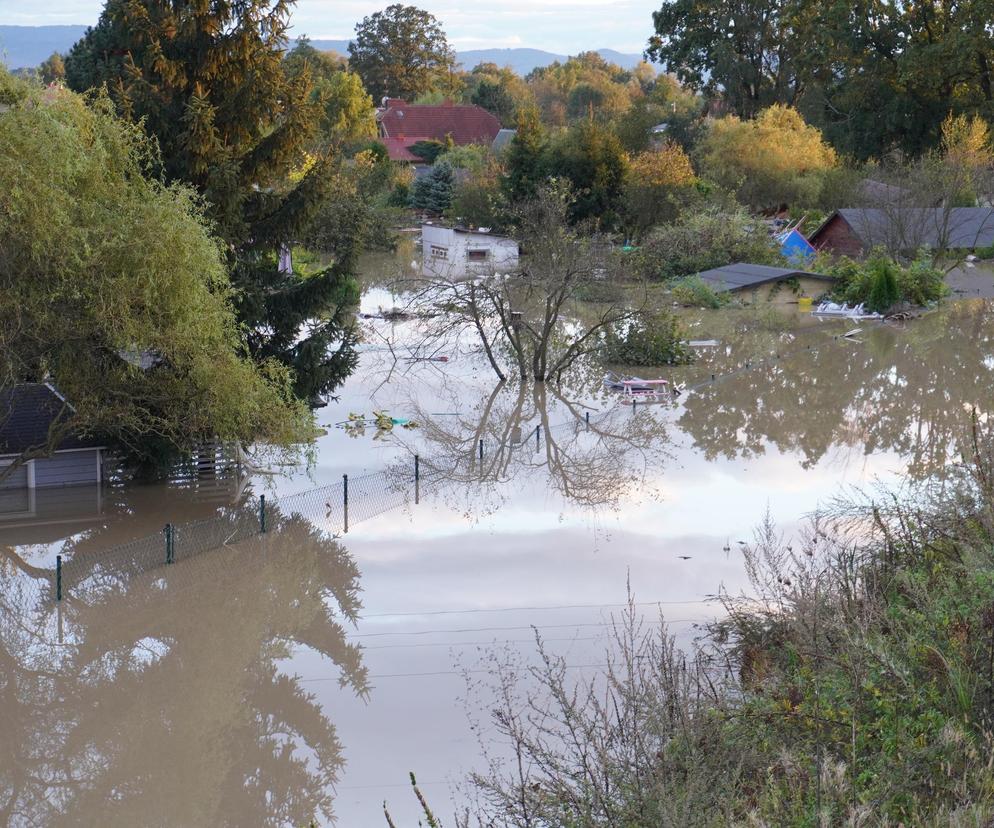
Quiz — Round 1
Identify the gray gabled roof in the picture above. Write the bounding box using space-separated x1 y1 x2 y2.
814 208 994 250
491 128 516 153
695 263 833 293
0 383 104 457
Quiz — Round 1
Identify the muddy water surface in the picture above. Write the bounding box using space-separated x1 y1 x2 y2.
3 267 993 826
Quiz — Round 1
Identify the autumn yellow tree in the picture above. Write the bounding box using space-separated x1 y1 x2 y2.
700 105 837 211
939 114 994 206
622 142 698 238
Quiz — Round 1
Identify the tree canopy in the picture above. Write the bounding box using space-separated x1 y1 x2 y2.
65 0 361 401
0 73 307 473
348 4 453 103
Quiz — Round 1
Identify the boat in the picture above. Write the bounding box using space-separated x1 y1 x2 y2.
603 372 668 393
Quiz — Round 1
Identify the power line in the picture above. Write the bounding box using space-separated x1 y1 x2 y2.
350 618 704 639
361 598 717 619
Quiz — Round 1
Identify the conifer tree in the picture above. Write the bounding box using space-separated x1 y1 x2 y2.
503 106 546 204
65 0 360 401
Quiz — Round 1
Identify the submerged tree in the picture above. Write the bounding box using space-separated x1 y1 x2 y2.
65 0 361 401
419 188 645 383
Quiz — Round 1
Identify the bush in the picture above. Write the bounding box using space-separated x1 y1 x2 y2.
823 248 947 311
670 274 728 308
633 208 783 281
602 310 694 366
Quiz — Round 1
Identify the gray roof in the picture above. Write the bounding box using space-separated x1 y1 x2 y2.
491 128 516 153
815 208 994 250
1 383 104 457
695 263 833 293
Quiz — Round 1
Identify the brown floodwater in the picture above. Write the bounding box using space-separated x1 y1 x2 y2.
3 263 994 825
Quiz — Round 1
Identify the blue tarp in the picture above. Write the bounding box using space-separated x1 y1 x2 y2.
779 228 816 261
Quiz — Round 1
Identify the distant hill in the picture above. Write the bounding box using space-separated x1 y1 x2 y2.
1 26 646 75
0 25 88 69
310 42 648 76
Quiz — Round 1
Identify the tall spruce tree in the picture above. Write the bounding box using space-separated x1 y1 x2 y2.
65 0 360 401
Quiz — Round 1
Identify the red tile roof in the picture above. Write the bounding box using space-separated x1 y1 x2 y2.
379 101 501 154
381 137 423 163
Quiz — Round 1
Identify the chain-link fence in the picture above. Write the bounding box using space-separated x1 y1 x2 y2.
42 455 438 607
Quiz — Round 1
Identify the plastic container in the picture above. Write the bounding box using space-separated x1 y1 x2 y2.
798 296 813 311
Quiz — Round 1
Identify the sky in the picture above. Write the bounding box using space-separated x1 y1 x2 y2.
0 0 660 55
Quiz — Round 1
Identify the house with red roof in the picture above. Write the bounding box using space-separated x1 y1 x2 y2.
378 99 502 163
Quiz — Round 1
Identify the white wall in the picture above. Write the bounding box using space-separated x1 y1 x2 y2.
421 225 519 279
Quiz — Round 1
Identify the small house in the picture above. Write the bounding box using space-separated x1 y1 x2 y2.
0 383 106 491
810 208 994 257
695 263 835 304
421 225 519 279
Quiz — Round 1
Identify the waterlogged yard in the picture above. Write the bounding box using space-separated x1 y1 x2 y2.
3 250 994 825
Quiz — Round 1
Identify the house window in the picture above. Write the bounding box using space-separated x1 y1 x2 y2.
430 245 448 260
467 249 489 262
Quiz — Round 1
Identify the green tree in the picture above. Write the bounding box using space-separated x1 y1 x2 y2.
410 161 454 213
544 120 628 225
0 72 307 476
284 37 376 147
699 105 837 210
38 52 65 84
502 105 547 203
647 0 814 118
348 4 453 103
65 0 361 402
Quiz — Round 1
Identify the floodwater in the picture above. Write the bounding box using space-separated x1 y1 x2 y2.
3 249 994 825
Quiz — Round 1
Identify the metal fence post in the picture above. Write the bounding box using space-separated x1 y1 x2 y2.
585 411 590 430
343 474 349 534
414 455 420 505
164 523 174 565
535 424 541 449
479 439 484 459
259 495 267 534
56 555 62 602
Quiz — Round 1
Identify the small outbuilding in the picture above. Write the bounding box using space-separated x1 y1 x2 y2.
0 383 106 491
810 208 994 257
421 225 519 279
695 263 835 304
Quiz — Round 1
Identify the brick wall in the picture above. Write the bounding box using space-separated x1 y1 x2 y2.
812 215 865 257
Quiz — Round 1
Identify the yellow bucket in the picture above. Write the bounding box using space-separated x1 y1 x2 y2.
798 296 813 312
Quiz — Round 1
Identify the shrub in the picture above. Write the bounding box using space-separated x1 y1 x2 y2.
602 310 693 366
633 208 783 281
824 248 946 311
670 274 728 308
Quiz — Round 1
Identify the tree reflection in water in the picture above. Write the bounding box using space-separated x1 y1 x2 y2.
0 496 365 827
398 378 674 514
677 300 994 476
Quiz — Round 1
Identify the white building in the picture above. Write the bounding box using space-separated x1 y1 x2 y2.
421 225 519 279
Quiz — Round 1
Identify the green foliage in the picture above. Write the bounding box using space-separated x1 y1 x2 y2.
347 4 453 103
409 139 447 164
602 310 694 366
65 0 362 400
410 161 454 213
633 208 783 281
284 38 376 148
436 143 490 174
544 120 628 225
502 105 546 203
0 73 308 467
38 52 65 84
669 274 729 308
823 249 948 312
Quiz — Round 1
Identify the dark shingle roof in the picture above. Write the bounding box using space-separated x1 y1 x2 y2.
816 208 994 249
695 263 834 292
0 383 104 456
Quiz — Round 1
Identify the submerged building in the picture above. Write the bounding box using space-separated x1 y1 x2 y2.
421 225 520 279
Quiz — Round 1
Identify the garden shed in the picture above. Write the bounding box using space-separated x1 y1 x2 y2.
696 263 835 304
0 383 106 491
